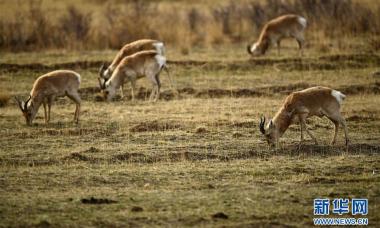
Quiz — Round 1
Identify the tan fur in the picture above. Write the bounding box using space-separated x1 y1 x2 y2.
101 50 165 102
101 39 163 79
16 70 81 125
248 14 306 56
260 86 349 146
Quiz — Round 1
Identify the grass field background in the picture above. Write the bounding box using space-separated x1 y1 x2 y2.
0 0 380 227
1 46 380 226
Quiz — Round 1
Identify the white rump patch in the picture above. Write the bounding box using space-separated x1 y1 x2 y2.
155 54 166 69
74 72 81 84
153 42 165 55
331 90 346 105
297 16 307 28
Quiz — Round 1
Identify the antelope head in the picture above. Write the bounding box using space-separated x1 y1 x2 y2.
259 116 278 146
98 76 115 101
15 96 35 125
248 41 268 56
98 63 108 79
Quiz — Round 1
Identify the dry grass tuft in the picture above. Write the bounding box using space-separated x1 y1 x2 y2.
0 0 379 51
232 131 244 138
195 126 209 134
94 93 104 102
129 120 182 132
0 93 11 107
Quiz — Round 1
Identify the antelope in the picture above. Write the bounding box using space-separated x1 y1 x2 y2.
99 39 165 97
99 50 171 102
247 14 307 56
15 70 81 125
259 86 349 147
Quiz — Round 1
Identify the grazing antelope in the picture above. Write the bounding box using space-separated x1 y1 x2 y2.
15 70 81 125
247 14 307 56
99 39 165 80
99 50 170 102
259 86 349 147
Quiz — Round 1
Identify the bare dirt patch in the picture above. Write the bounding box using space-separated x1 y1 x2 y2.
1 54 378 73
112 152 153 163
0 61 105 73
78 143 380 164
347 115 379 122
195 88 264 98
111 151 222 163
283 143 380 156
194 126 209 134
0 158 57 167
230 121 255 128
131 206 144 212
81 197 117 204
275 62 364 71
339 82 380 95
40 128 98 136
274 53 380 71
77 82 380 103
1 143 379 168
319 53 380 64
65 152 92 162
212 212 229 220
129 120 183 132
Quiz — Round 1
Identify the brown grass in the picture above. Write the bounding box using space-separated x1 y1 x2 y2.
0 49 379 226
0 2 379 226
0 0 379 51
0 93 11 107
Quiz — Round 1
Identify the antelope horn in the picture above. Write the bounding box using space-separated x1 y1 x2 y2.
98 77 103 89
24 95 31 111
98 77 108 90
247 44 252 55
99 63 107 77
14 97 24 112
259 116 266 135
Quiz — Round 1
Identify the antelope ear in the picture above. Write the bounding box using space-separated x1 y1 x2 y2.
269 120 274 128
247 44 252 54
99 63 107 77
98 77 103 88
23 95 31 111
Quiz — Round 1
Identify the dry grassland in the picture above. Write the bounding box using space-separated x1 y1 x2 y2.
0 46 380 226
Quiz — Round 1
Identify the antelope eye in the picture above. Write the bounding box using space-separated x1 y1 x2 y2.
105 91 109 95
